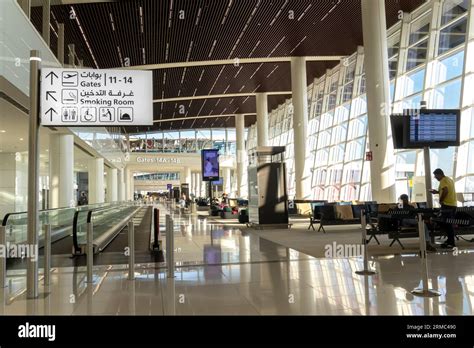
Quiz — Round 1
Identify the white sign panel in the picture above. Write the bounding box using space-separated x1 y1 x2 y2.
40 68 153 126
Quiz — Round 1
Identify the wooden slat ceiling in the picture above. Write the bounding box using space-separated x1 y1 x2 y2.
31 0 423 132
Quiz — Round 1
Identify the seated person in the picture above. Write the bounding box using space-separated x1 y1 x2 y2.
398 194 436 252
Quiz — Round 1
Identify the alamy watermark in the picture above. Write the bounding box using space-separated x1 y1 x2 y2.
324 242 364 258
0 243 39 262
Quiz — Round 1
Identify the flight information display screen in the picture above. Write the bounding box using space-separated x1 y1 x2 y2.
409 113 457 143
404 109 460 148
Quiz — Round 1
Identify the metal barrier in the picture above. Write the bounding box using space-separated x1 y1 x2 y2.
166 215 175 278
355 210 376 276
411 213 440 297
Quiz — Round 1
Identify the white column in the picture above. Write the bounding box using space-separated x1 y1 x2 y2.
125 168 134 201
235 114 246 197
199 173 206 197
183 166 191 185
361 0 396 203
192 172 197 197
291 57 310 199
106 168 118 202
223 167 231 195
256 93 269 146
88 158 104 204
0 154 19 217
49 134 74 208
118 168 125 201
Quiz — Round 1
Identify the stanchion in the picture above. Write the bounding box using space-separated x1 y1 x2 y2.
0 226 6 289
165 277 176 315
43 224 51 286
411 213 440 297
166 215 175 278
87 222 93 283
128 220 135 280
355 210 376 276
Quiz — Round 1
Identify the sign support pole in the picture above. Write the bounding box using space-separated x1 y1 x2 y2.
208 181 213 206
423 146 433 208
27 50 41 299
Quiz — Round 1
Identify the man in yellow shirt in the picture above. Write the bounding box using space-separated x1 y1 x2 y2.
430 168 457 248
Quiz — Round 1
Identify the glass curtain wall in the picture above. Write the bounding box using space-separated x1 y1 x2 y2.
247 0 473 203
128 128 237 155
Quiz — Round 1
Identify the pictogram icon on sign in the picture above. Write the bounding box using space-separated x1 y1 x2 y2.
45 90 57 102
62 71 78 86
99 107 115 122
62 89 78 104
80 107 97 122
61 107 78 122
118 107 133 122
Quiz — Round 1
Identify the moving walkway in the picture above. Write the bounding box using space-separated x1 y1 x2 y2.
1 202 142 256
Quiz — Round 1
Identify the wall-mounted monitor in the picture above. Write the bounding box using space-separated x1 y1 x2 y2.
201 149 220 181
403 109 460 148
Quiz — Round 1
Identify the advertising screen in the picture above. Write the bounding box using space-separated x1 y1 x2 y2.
201 149 220 181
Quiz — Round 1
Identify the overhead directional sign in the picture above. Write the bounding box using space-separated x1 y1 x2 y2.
40 68 153 126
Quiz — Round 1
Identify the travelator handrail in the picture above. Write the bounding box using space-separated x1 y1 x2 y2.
72 201 142 254
1 202 112 226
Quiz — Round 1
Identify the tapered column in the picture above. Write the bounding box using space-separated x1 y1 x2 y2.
49 134 74 208
223 167 231 195
106 168 118 202
235 114 246 197
361 0 396 202
291 57 310 199
88 158 104 204
125 168 134 201
256 93 269 146
118 168 125 201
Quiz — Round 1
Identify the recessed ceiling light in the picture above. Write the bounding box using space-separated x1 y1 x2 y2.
0 130 6 133
19 138 24 141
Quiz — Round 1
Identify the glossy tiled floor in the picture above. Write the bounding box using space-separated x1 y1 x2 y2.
1 203 473 315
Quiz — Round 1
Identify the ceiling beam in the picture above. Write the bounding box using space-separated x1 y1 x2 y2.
154 91 290 103
120 56 345 71
153 114 256 124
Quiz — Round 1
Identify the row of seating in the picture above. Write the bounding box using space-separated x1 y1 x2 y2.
307 202 474 248
307 202 406 233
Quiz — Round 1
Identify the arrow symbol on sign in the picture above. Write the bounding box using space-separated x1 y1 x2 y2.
45 107 57 122
46 91 57 102
45 71 58 84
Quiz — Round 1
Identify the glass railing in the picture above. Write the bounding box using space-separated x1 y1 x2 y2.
2 202 120 247
72 202 142 254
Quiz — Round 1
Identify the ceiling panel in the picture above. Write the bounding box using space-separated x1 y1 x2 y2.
30 0 424 131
